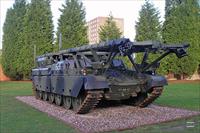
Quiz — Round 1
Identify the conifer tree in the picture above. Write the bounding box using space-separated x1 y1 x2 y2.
162 0 200 78
2 8 14 78
99 14 122 42
165 0 183 17
18 0 54 78
57 0 88 49
135 0 161 41
134 0 164 74
2 0 27 79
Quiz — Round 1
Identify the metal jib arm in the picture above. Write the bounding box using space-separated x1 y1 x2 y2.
37 38 189 73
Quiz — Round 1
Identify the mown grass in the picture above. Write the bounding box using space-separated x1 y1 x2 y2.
0 82 76 133
156 83 200 111
0 81 199 133
119 82 200 133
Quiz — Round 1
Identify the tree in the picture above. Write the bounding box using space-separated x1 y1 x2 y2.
162 0 200 78
99 14 122 42
57 0 88 49
135 0 161 41
2 0 27 79
18 0 54 78
165 0 183 17
134 0 164 73
2 8 14 78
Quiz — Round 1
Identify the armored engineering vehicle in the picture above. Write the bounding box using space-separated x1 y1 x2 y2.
32 38 189 114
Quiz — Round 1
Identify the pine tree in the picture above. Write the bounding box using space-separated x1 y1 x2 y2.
57 0 88 49
135 0 161 41
99 14 122 42
18 0 54 78
2 8 14 78
2 0 27 79
162 0 200 78
134 0 164 74
165 0 183 17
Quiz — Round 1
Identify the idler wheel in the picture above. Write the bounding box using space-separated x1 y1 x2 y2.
63 96 72 109
72 95 85 112
133 93 148 106
55 94 63 106
49 93 55 103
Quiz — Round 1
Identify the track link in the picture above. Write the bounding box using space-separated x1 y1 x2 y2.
138 87 163 107
76 91 103 114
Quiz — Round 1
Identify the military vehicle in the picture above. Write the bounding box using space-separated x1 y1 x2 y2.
32 38 189 114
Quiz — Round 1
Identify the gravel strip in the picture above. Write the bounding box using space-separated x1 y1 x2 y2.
16 96 200 133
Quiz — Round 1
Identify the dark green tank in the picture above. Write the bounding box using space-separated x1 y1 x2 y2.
32 38 189 114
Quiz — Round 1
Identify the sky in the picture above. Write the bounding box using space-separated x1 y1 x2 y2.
0 0 165 49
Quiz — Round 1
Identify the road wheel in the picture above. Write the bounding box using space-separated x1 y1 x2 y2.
32 84 37 98
35 90 40 99
43 92 48 101
49 93 55 103
63 96 72 109
38 91 43 100
55 94 63 106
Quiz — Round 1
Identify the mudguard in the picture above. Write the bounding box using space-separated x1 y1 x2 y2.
70 76 109 97
84 76 109 90
148 75 168 88
70 77 84 97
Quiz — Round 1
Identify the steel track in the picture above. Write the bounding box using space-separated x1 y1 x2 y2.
76 91 103 114
34 87 163 114
138 87 163 107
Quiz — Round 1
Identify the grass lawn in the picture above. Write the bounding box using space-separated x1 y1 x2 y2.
119 82 200 133
0 81 199 133
156 83 200 111
0 82 76 133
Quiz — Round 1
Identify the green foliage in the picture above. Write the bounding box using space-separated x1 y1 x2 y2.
99 14 122 42
135 0 161 41
162 0 200 77
2 0 54 79
165 0 183 17
134 0 164 74
114 55 132 69
18 0 54 78
2 0 27 79
57 0 88 50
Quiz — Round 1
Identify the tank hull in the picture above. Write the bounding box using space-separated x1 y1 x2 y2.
32 38 188 114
